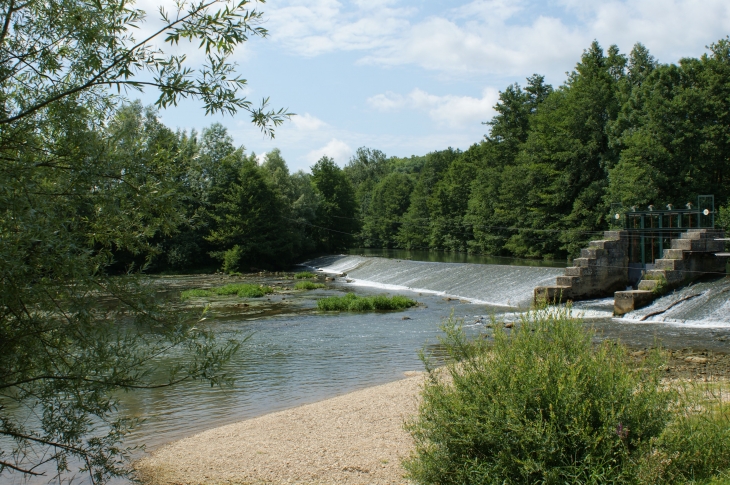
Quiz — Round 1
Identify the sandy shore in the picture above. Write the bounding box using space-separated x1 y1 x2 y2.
135 373 424 485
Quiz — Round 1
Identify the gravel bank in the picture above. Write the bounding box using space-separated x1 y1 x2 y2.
136 373 424 485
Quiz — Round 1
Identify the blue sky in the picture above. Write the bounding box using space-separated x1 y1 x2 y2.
138 0 730 173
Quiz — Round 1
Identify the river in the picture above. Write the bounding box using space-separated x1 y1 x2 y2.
5 252 730 484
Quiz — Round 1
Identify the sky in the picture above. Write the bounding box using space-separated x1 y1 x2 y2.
137 0 730 173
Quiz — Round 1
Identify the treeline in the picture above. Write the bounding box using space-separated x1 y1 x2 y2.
346 39 730 259
124 39 730 272
107 103 358 273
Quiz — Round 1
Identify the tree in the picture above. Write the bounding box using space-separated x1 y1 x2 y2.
0 0 288 481
367 172 414 247
207 159 293 272
310 157 359 252
607 39 730 209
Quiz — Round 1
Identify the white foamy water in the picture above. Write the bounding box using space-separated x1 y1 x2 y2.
623 277 730 328
303 255 565 308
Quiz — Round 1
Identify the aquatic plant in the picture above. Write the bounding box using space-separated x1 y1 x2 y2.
316 293 416 311
181 283 274 300
404 306 730 484
294 281 325 290
294 271 317 279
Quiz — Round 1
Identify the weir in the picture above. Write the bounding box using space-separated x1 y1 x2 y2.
305 255 564 308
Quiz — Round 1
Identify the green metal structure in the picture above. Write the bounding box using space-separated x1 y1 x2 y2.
609 195 715 266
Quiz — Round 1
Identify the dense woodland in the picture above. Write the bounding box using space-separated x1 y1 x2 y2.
141 39 730 272
107 104 358 274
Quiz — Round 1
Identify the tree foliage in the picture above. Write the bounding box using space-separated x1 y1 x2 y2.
343 39 730 259
0 0 290 481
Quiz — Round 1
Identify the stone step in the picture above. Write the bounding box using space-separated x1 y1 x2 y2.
637 279 659 291
580 247 605 259
589 239 621 250
603 230 625 240
564 267 583 276
681 231 704 240
671 238 703 251
645 269 666 278
534 286 572 303
662 248 684 260
614 290 655 315
573 257 596 267
556 276 579 288
673 238 725 252
681 229 725 240
654 258 684 271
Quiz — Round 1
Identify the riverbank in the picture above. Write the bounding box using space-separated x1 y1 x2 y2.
136 372 425 485
135 346 730 485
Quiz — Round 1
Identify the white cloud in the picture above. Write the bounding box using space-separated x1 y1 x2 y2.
265 0 413 56
261 0 730 80
368 88 499 128
291 113 327 131
306 138 353 165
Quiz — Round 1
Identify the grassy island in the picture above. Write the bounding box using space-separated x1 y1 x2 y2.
294 281 326 290
294 271 317 279
317 293 416 312
181 283 275 300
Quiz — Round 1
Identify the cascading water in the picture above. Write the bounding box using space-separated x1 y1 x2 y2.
624 277 730 327
303 255 565 308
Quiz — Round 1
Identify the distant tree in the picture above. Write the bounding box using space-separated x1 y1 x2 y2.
207 159 293 272
311 157 359 252
368 173 414 247
397 149 459 249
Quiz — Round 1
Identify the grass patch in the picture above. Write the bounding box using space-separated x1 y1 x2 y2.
404 306 730 485
294 271 317 279
294 281 325 290
181 283 274 300
316 292 416 311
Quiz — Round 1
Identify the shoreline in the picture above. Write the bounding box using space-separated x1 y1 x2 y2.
135 348 730 485
135 372 425 485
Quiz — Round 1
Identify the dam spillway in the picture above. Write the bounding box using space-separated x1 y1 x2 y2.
303 255 565 308
622 277 730 327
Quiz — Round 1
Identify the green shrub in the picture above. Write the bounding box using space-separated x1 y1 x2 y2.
294 281 325 290
222 245 244 274
294 271 317 279
316 292 416 311
180 283 273 300
404 307 730 484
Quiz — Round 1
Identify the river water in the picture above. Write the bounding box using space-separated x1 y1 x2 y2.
5 252 730 484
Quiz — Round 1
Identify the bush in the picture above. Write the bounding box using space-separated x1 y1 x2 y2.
294 271 317 279
316 292 416 311
222 245 244 274
181 283 274 300
404 306 730 484
294 281 325 290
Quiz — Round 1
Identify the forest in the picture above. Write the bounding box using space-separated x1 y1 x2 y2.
142 38 730 273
